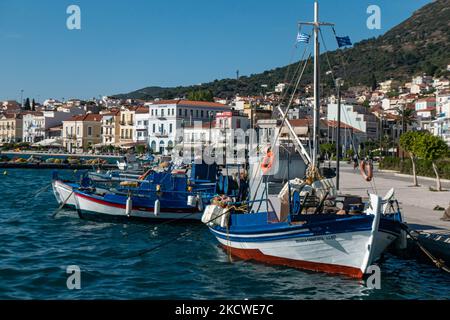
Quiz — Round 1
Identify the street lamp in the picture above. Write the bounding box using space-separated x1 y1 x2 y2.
20 90 24 109
335 78 344 191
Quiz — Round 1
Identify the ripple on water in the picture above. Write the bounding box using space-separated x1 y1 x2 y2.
0 169 450 299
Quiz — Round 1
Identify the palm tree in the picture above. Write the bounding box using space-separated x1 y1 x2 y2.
396 105 416 133
396 105 416 158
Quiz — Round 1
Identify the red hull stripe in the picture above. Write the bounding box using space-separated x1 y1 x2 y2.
221 245 364 279
76 192 198 214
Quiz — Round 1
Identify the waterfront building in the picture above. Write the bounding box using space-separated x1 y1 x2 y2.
62 114 103 152
327 103 378 140
0 113 23 143
22 109 85 143
145 100 231 154
134 106 150 145
100 109 121 147
118 106 137 148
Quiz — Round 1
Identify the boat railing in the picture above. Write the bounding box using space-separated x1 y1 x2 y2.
220 198 278 222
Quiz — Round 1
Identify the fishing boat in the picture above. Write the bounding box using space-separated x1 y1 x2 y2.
51 171 112 209
201 1 405 279
72 162 239 222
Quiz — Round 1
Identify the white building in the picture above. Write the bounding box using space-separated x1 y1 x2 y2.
436 90 450 118
275 83 287 93
134 106 150 144
22 109 85 143
415 97 436 111
327 104 378 140
145 100 231 154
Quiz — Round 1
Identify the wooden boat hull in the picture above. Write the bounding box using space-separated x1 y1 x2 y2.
74 191 203 222
206 195 401 278
210 227 397 278
52 180 77 209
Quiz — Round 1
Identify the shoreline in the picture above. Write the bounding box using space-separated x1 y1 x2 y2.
0 162 118 170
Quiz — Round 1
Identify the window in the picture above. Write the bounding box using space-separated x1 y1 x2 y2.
144 120 148 126
77 126 80 135
179 109 182 117
153 124 156 133
196 110 199 117
169 123 173 133
88 126 93 136
201 110 204 118
184 109 187 117
151 109 154 116
162 109 165 117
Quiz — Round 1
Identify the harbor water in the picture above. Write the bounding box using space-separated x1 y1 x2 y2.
0 169 449 300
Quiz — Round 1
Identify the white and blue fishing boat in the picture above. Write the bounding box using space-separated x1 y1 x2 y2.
202 1 405 279
71 162 239 222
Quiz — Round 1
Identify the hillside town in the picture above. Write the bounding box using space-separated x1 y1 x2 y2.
1 69 450 157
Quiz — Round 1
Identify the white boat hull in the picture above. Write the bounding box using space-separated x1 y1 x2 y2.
206 194 398 278
74 192 203 222
210 228 396 278
52 180 77 208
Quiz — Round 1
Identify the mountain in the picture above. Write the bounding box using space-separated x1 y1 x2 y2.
114 0 450 100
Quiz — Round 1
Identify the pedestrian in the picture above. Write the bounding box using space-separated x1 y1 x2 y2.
353 154 358 170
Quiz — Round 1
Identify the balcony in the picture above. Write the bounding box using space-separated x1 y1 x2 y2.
154 131 169 138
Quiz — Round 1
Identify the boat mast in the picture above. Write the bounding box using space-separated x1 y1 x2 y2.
299 1 334 169
312 1 320 168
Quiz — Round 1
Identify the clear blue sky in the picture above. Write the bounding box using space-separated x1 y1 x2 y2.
0 0 431 102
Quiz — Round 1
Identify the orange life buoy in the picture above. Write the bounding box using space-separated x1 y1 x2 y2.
359 160 373 182
261 149 274 174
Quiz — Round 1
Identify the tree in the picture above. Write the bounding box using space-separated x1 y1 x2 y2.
370 73 378 91
24 98 31 110
399 131 425 186
187 90 214 102
416 133 449 191
320 142 336 160
135 144 147 155
31 99 36 111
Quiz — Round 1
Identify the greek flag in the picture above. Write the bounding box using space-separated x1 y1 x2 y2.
336 36 352 48
296 32 310 44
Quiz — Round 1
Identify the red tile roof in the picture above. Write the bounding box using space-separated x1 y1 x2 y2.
135 106 149 114
325 120 364 133
66 114 102 122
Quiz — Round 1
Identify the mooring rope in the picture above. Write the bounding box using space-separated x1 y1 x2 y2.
401 224 450 273
125 205 240 259
52 190 74 218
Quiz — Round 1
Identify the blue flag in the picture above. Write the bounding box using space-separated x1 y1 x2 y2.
296 32 310 44
336 36 352 48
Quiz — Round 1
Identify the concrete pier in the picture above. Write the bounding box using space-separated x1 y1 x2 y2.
337 162 450 263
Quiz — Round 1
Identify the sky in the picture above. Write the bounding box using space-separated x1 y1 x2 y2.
0 0 432 102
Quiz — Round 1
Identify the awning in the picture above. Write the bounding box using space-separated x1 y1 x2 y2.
281 126 309 136
93 142 115 148
32 138 63 147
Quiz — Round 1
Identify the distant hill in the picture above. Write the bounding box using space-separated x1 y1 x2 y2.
114 0 450 100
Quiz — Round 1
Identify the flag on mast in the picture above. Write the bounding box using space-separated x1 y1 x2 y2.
296 32 310 44
336 36 352 48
